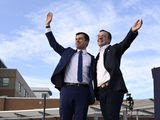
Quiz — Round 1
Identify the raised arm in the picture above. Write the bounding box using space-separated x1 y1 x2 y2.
45 12 65 56
117 19 143 55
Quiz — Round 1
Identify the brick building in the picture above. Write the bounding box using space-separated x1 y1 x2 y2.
0 68 35 97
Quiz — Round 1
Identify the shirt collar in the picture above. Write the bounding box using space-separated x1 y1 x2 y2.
99 44 110 51
77 49 87 54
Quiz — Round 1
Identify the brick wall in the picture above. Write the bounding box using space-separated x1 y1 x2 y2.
0 97 59 110
0 97 5 110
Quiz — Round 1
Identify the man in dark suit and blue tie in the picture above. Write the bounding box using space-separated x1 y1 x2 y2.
45 12 95 120
94 19 143 120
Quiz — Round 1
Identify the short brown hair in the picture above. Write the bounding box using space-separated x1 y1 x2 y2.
76 32 90 42
99 29 112 41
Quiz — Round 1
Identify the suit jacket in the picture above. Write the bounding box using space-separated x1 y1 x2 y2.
94 29 138 100
45 31 95 105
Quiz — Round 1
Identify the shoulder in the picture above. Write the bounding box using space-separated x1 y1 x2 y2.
109 44 120 50
67 47 75 51
64 47 76 53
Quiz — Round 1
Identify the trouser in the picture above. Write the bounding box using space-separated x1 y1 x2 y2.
60 85 89 120
99 87 124 120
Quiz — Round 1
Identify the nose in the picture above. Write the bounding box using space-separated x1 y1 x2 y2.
76 39 81 43
98 37 103 41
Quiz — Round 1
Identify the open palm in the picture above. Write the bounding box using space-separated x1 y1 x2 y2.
132 19 143 32
45 12 53 26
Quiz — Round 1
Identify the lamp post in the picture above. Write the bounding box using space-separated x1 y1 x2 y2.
42 94 46 120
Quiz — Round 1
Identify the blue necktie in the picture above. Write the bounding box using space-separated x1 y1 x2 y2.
77 51 83 82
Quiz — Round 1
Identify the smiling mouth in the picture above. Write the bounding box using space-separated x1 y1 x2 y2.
98 40 103 43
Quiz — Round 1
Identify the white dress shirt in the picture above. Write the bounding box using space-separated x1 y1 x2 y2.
97 45 110 87
64 49 91 84
46 28 51 33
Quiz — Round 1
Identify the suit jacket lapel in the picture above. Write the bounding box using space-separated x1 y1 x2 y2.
103 45 111 59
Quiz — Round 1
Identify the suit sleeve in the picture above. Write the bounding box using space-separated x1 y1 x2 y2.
116 29 138 55
45 31 65 56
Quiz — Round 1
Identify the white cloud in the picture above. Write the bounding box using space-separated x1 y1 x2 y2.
0 29 48 60
121 56 160 99
122 0 141 8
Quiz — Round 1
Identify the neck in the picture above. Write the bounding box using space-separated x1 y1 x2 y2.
99 44 108 48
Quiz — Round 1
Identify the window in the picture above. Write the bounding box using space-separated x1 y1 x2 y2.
18 82 21 92
0 78 10 87
3 78 9 86
24 89 28 97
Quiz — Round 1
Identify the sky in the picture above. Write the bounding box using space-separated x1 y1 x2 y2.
0 0 160 99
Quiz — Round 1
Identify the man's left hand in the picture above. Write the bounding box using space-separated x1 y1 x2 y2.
131 19 143 32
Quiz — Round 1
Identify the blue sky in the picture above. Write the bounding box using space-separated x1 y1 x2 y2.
0 0 160 99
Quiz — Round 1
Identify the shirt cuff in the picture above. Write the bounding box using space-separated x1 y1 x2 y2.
46 28 51 33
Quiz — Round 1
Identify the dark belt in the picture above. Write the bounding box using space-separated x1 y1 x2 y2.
64 83 89 87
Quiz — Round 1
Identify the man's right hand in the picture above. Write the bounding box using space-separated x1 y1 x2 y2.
45 12 53 27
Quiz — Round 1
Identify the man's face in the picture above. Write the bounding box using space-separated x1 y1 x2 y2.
97 31 110 47
75 34 88 50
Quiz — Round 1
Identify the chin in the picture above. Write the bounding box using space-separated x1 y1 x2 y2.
98 44 102 47
76 47 81 49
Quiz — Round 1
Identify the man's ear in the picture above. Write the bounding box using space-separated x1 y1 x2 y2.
85 41 89 47
107 39 111 44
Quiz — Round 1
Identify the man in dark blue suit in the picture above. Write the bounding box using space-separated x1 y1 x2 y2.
45 12 95 120
94 19 143 120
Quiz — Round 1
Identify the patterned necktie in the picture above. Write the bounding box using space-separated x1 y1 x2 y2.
77 51 83 82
